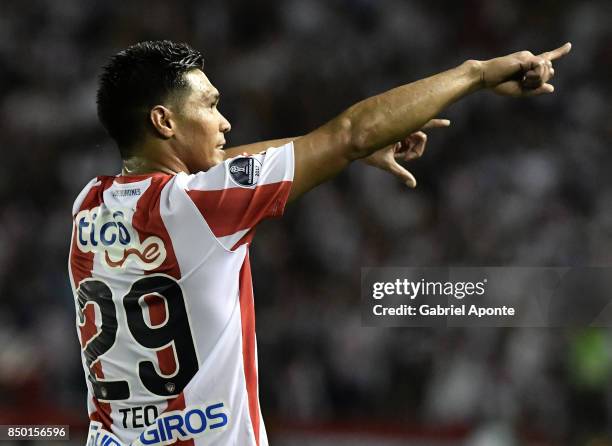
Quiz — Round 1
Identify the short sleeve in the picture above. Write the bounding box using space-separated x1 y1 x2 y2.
183 142 294 244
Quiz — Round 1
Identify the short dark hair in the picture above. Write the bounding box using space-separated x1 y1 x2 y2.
96 40 204 157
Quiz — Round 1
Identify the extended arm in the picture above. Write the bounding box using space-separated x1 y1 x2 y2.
223 133 431 187
289 43 571 201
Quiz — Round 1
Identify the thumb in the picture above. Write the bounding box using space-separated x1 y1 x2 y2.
388 161 417 188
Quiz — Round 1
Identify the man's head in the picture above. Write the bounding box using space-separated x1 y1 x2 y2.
97 40 231 172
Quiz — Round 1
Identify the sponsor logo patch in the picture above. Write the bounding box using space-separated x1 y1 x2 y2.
76 206 166 271
86 402 229 446
228 157 261 187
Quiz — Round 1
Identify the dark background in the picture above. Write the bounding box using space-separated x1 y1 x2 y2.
0 0 611 444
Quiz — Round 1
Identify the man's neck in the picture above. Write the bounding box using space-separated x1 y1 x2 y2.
121 143 189 175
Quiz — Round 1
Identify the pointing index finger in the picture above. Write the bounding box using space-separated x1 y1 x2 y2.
539 42 572 61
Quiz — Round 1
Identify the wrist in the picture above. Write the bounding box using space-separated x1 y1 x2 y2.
462 59 486 90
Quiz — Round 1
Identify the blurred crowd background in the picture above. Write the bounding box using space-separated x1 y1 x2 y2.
1 0 611 444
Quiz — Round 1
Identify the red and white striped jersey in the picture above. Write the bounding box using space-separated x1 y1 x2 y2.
68 143 294 446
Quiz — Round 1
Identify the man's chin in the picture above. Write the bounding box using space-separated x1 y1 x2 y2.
214 147 226 164
195 150 224 172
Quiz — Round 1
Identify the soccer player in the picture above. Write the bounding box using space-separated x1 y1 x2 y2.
69 40 570 446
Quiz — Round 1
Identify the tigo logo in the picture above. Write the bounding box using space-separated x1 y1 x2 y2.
76 206 166 271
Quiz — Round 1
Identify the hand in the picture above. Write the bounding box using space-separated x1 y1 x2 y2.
362 118 450 188
480 42 572 97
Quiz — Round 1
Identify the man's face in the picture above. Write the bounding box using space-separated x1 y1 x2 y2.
170 69 231 172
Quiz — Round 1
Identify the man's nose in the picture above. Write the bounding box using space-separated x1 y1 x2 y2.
220 114 231 133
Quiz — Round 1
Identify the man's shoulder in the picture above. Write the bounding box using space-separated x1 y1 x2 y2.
71 174 180 218
72 176 103 217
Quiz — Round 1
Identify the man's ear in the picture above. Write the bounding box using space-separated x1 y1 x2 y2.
149 105 175 139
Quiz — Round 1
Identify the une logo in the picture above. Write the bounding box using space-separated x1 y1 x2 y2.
76 206 166 271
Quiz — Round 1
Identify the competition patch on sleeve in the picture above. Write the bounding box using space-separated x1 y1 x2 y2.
228 157 261 187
